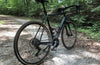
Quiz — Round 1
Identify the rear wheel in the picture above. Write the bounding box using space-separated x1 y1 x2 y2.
61 22 77 50
14 21 52 65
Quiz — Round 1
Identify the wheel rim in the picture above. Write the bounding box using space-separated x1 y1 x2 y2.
62 22 77 49
15 23 51 64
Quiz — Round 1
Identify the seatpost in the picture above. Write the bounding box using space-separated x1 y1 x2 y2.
41 2 54 39
42 2 47 15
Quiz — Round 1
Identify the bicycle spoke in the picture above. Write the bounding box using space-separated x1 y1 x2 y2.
14 22 51 64
34 26 41 38
67 23 73 36
40 26 45 41
65 25 69 36
62 22 77 49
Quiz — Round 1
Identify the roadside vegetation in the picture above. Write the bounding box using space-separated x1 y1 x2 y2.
0 0 100 41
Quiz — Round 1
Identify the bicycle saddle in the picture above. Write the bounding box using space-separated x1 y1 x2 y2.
57 7 66 12
35 0 48 3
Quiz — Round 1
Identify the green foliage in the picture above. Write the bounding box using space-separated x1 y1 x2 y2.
0 0 42 16
71 15 88 23
0 0 100 41
78 28 100 42
91 6 100 14
92 22 100 32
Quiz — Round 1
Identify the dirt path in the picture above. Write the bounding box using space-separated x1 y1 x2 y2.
0 15 100 65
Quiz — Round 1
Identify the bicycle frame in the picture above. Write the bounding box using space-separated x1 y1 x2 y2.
42 3 71 40
46 15 67 39
40 2 78 50
14 1 79 64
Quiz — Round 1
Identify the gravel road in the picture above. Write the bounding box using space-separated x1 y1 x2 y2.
0 15 100 65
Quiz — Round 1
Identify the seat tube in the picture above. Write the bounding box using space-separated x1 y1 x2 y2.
42 2 54 38
47 17 54 39
55 17 66 38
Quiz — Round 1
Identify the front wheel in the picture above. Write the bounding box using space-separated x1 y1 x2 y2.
14 21 52 65
61 22 77 50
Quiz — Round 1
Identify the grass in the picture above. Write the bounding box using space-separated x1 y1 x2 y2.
78 28 100 42
0 21 5 25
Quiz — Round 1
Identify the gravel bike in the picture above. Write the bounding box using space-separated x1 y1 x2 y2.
14 0 80 65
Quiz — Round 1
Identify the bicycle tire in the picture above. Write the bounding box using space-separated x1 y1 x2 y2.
14 21 52 65
61 22 77 50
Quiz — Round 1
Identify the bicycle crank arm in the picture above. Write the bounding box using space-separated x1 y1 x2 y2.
51 42 57 51
35 49 41 56
40 42 51 45
51 39 59 51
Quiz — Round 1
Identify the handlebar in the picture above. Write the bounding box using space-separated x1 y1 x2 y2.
65 5 80 10
66 5 80 14
48 5 80 16
57 5 80 14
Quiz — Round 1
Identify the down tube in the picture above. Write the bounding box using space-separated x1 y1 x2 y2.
45 16 54 39
55 17 66 38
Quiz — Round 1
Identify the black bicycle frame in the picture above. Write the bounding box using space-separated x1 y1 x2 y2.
42 3 54 39
40 2 78 48
39 15 67 47
42 2 66 39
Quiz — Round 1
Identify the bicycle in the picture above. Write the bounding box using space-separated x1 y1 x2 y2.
14 0 80 65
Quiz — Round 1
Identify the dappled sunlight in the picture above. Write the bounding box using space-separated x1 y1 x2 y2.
0 15 29 65
52 53 81 65
0 25 20 38
0 15 26 43
0 25 21 28
52 57 68 65
48 47 100 65
77 33 100 55
15 18 29 23
0 31 16 37
82 51 100 60
0 25 22 39
0 36 11 41
0 15 100 65
93 42 100 46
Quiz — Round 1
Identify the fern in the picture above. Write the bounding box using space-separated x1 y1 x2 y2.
91 6 100 14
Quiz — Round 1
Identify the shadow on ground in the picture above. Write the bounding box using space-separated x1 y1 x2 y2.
0 15 100 65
